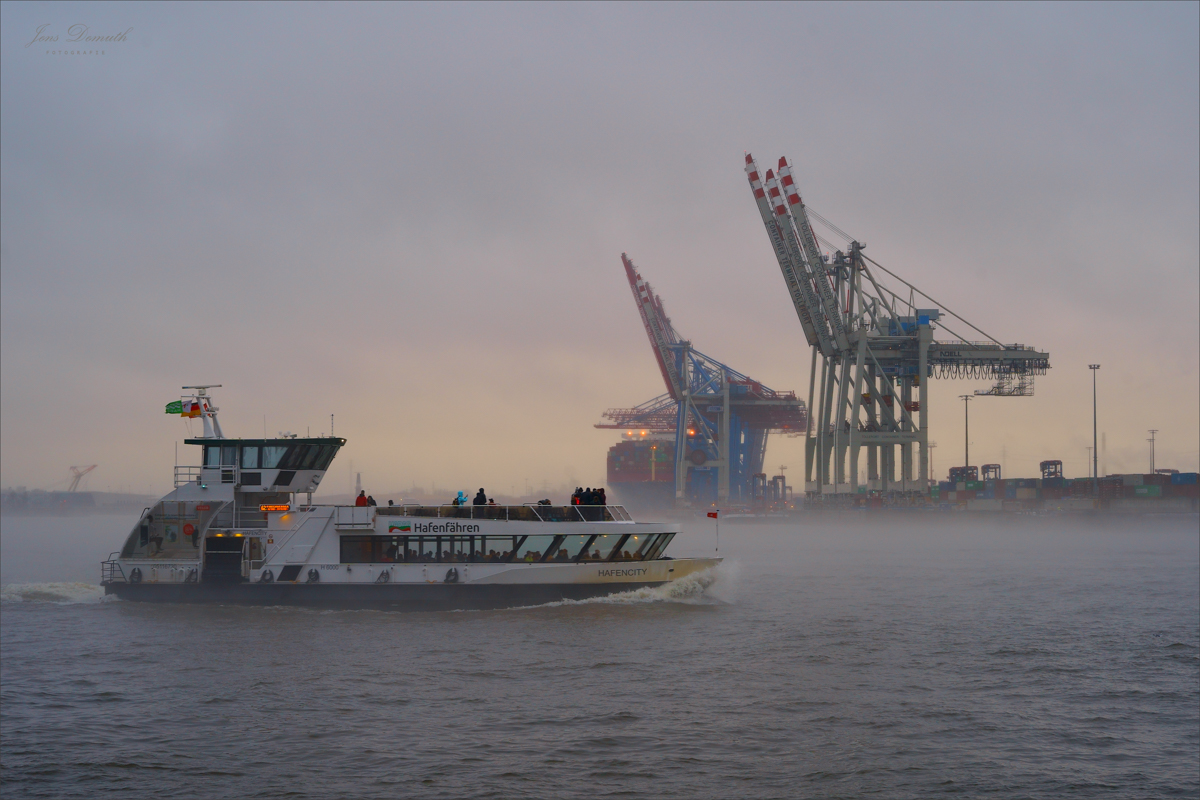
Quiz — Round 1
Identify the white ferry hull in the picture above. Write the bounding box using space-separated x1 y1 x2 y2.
104 557 719 611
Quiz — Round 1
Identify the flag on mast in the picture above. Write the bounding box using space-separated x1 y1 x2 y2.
165 400 183 415
707 511 718 519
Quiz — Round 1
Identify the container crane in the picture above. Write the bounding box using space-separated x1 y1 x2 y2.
599 254 807 506
68 465 97 492
744 153 1050 497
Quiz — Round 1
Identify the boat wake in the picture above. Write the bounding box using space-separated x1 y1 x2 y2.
0 582 110 605
527 562 739 609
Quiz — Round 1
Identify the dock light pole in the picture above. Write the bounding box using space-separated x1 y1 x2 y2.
1089 364 1099 495
1148 430 1158 473
959 395 973 470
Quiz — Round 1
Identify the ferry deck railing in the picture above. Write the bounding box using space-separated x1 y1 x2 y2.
101 553 126 584
174 465 240 486
370 504 633 523
174 466 204 487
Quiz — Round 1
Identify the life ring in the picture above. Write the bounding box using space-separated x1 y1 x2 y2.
259 569 274 583
307 569 320 583
375 570 391 584
444 568 459 584
129 567 142 584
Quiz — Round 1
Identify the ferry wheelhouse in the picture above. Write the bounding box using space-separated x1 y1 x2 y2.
101 387 718 610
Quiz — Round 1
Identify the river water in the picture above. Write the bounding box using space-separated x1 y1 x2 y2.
1 512 1197 798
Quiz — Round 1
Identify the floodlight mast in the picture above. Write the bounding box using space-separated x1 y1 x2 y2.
743 152 1050 499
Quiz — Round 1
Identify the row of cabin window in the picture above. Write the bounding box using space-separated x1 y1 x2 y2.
339 533 671 564
204 444 338 472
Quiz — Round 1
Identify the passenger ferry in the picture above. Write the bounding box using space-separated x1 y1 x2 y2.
101 387 719 610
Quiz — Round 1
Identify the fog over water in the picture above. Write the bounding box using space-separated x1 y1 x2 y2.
1 2 1198 498
2 4 1199 796
2 513 1198 797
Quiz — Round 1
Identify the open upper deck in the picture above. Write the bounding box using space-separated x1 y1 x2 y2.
372 504 633 523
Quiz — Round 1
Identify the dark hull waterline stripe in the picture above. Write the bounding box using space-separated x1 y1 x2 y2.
104 582 667 611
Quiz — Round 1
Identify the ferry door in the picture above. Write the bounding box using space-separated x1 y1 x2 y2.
247 537 264 572
202 537 245 584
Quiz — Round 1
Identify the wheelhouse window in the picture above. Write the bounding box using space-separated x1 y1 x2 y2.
261 446 288 469
314 446 338 469
241 446 260 469
205 446 221 467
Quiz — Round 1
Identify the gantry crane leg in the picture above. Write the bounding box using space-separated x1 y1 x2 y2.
674 384 689 505
849 335 869 491
837 356 853 487
821 356 837 487
901 379 914 490
815 356 830 487
918 324 931 488
717 369 731 506
867 366 879 483
805 345 818 487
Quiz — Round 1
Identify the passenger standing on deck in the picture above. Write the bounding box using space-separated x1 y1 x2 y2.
355 491 368 507
366 495 377 507
598 487 607 506
473 488 487 506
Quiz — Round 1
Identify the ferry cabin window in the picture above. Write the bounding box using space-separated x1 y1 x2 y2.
552 535 594 562
336 535 669 564
221 446 238 466
615 533 653 560
512 535 555 563
205 446 221 467
578 534 624 561
341 535 589 564
342 536 375 564
261 446 288 469
643 533 672 560
241 446 260 470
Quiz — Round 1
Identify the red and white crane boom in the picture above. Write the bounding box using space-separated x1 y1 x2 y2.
622 253 685 401
744 154 836 357
776 157 850 351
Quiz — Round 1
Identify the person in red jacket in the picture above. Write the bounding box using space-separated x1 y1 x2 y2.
355 491 368 507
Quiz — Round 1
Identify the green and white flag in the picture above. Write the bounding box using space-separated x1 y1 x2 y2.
165 400 183 415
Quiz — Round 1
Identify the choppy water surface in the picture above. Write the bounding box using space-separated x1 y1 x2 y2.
2 514 1197 798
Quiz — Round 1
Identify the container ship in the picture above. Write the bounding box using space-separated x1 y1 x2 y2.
606 434 677 512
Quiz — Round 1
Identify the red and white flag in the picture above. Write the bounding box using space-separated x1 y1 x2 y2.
707 511 718 519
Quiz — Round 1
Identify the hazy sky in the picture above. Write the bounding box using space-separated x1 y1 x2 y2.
2 1 1197 497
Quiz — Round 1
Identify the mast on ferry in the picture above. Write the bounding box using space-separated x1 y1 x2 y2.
180 385 224 439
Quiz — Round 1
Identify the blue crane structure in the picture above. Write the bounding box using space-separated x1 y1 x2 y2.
597 254 806 507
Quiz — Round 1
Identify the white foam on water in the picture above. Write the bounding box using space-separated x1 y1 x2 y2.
518 562 738 609
0 582 110 605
